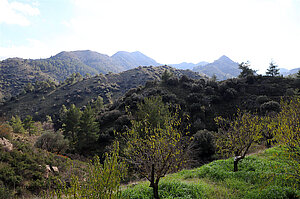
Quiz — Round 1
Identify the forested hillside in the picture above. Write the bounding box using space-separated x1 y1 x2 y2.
0 50 160 101
91 74 299 159
0 66 205 120
0 65 299 198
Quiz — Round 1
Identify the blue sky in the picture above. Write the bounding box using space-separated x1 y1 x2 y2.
1 0 300 73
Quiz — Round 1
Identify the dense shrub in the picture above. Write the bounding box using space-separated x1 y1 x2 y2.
0 123 12 140
10 116 25 134
260 101 281 114
191 129 216 165
186 93 202 104
100 110 122 123
256 95 269 105
35 131 69 153
164 76 179 86
223 88 237 101
0 181 12 199
50 142 126 199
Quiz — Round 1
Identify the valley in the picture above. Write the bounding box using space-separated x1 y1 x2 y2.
0 51 299 198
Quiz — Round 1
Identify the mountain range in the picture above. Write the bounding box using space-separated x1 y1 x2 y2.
193 55 241 80
279 67 300 76
0 50 160 100
1 50 299 102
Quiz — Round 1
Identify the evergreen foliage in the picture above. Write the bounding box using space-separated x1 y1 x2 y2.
23 115 38 135
60 104 82 150
266 61 280 76
35 130 69 153
238 61 256 78
10 116 25 134
76 105 99 154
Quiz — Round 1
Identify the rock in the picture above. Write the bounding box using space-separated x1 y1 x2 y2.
52 166 59 173
0 137 13 152
45 165 59 178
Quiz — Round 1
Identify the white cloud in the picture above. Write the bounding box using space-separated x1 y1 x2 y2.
0 0 39 26
1 0 299 72
61 0 299 71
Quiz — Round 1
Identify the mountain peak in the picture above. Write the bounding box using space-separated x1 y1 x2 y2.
217 55 232 62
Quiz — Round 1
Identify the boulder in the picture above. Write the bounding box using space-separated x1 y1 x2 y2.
0 137 13 152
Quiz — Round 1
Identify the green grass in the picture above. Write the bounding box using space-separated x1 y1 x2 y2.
122 147 300 199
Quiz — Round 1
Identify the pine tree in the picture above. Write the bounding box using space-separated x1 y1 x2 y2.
76 105 99 154
297 70 300 79
266 61 280 76
10 115 25 134
23 115 37 135
61 104 82 150
238 61 256 78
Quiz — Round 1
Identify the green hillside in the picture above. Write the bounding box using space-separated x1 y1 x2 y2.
0 50 161 101
0 66 205 120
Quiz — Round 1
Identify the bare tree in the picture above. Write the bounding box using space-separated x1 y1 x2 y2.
124 97 190 199
215 111 262 172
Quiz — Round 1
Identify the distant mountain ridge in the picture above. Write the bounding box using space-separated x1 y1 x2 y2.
193 55 240 80
112 51 160 70
279 67 300 76
169 61 209 70
0 50 161 100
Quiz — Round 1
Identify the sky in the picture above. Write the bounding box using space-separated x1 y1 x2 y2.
1 0 300 73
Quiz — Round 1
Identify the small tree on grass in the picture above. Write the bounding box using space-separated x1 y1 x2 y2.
124 97 190 199
215 111 262 172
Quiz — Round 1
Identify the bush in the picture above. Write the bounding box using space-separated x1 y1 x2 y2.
0 123 12 140
35 131 69 153
223 88 237 101
260 101 281 114
50 142 126 199
10 116 25 134
165 76 179 86
191 129 216 165
256 95 269 105
0 181 12 199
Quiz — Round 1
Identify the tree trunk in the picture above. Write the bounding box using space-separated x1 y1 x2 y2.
149 164 160 199
234 159 238 172
152 183 159 199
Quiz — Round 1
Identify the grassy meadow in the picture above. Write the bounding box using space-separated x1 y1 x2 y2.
122 147 299 199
